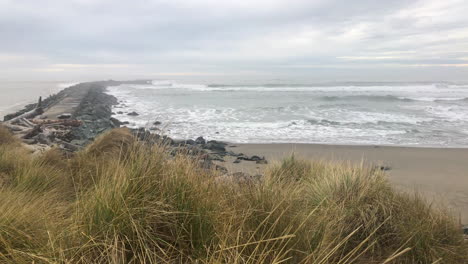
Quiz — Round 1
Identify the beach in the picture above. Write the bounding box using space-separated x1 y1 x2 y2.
3 81 468 224
1 80 467 262
221 143 468 223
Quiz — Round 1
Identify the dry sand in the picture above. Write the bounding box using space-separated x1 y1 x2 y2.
220 144 468 224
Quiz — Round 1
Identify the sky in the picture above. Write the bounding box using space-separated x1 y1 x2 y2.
1 0 468 83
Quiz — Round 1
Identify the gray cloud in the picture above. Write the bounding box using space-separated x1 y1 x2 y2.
0 0 468 81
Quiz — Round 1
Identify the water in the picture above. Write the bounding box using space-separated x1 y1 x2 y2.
105 81 468 146
0 81 78 119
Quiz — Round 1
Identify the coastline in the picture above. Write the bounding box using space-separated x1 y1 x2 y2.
3 80 468 224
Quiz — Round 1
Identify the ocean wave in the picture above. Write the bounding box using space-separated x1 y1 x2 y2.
321 95 414 102
115 81 468 96
433 97 468 102
304 118 428 127
321 95 468 102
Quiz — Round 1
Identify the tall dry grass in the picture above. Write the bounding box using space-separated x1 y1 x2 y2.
0 126 465 263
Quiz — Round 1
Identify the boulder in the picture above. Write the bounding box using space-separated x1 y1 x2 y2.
109 117 122 127
185 139 196 145
250 155 262 161
203 140 226 152
57 113 72 119
153 121 162 125
195 136 206 145
127 111 139 116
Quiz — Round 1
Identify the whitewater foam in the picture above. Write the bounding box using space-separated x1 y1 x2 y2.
106 81 468 146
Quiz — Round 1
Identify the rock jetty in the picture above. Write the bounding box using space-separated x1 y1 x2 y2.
1 80 267 178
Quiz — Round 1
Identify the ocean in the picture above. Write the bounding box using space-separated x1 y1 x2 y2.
106 80 468 147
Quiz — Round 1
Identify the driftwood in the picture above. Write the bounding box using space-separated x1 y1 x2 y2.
31 119 82 127
20 118 36 128
3 123 28 132
23 125 43 139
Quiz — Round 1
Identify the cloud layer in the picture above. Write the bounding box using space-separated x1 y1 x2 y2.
1 0 468 82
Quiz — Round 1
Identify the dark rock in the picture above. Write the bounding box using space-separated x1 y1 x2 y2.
463 225 468 235
186 139 196 145
127 111 139 116
250 155 262 161
153 121 162 125
380 165 391 171
162 136 174 145
132 128 151 141
236 155 250 161
203 140 227 152
256 159 268 164
233 158 241 164
121 121 130 125
236 155 266 162
109 117 122 127
117 111 124 114
57 113 72 119
175 139 196 145
195 136 206 145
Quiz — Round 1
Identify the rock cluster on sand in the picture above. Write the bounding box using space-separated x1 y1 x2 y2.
129 128 267 178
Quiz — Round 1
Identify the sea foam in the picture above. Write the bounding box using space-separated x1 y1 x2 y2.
106 81 468 147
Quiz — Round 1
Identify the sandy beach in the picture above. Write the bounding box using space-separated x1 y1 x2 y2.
221 143 468 224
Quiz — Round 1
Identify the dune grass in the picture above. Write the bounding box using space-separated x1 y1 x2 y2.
0 126 466 263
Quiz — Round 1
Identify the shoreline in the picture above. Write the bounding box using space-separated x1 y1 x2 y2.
214 141 468 149
3 80 468 224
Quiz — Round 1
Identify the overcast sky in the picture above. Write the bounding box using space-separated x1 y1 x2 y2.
1 0 468 82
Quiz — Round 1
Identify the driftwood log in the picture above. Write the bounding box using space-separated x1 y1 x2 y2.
30 119 83 127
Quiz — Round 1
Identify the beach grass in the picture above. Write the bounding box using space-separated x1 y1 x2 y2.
0 126 466 263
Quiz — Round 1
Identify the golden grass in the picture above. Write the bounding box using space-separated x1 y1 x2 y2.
0 128 465 263
0 125 18 146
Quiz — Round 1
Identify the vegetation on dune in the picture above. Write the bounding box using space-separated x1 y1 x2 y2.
0 126 466 263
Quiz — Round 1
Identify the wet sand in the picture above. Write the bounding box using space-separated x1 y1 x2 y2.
222 144 468 224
